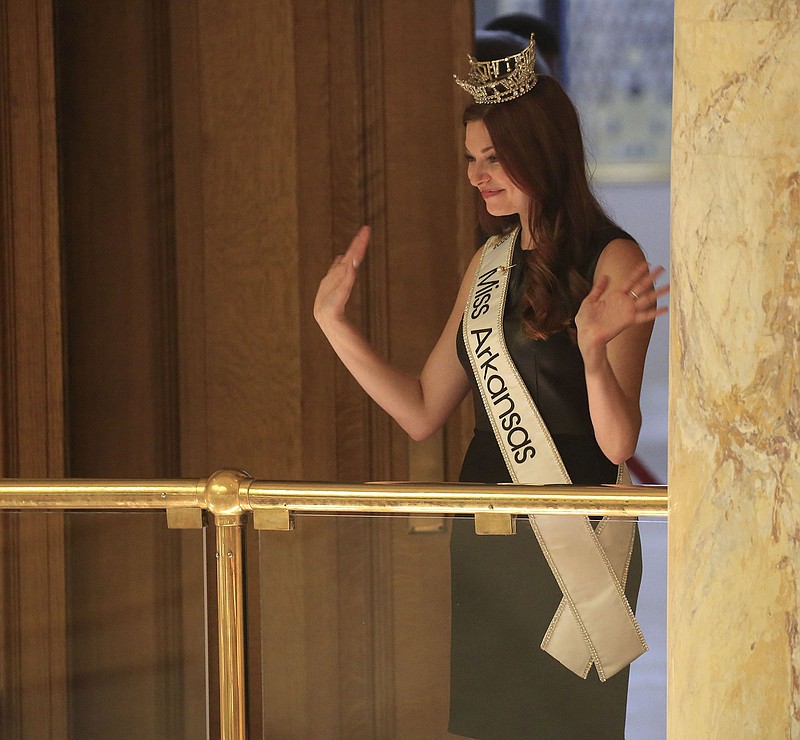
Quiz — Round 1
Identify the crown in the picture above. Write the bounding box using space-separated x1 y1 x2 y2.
454 34 538 105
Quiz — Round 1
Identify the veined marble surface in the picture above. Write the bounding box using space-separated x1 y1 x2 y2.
669 4 799 737
675 1 799 21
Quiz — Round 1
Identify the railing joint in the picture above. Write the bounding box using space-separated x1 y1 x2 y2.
475 512 516 535
166 508 206 529
253 507 294 531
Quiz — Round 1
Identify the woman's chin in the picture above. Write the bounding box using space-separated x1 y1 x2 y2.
485 205 513 218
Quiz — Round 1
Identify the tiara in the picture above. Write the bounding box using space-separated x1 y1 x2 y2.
454 34 538 105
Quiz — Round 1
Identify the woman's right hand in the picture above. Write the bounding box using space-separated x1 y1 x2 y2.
311 224 475 440
313 225 371 329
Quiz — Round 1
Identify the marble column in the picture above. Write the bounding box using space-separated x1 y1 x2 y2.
669 3 800 737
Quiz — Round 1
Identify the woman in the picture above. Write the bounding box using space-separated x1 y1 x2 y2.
314 37 667 740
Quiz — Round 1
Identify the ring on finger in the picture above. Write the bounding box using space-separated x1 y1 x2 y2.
628 289 640 300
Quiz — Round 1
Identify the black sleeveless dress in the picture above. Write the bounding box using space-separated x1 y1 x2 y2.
448 228 642 740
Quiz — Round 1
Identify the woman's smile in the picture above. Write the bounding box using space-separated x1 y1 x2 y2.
480 188 504 199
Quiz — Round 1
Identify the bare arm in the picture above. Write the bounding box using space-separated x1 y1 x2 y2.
575 239 669 464
314 226 480 441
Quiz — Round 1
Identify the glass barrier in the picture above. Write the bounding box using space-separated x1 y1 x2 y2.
1 477 666 739
257 513 667 740
627 518 668 740
1 511 208 740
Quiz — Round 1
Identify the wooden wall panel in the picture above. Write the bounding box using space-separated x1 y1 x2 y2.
1 0 64 476
0 1 67 737
55 1 205 737
57 1 179 481
172 0 303 481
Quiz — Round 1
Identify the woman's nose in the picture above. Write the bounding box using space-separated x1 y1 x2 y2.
469 163 488 187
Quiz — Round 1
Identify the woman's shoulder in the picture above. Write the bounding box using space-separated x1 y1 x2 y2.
592 235 646 284
592 224 635 248
584 224 640 281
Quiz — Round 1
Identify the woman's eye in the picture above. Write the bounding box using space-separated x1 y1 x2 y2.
487 155 499 163
465 155 475 163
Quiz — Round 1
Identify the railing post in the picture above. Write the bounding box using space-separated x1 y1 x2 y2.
205 470 252 740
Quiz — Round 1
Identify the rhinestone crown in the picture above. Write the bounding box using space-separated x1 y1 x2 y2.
454 34 538 105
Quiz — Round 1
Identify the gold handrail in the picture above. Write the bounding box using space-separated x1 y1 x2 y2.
0 477 667 516
246 479 667 516
0 472 668 739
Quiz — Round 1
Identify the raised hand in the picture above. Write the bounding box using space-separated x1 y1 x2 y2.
576 261 669 354
313 225 371 328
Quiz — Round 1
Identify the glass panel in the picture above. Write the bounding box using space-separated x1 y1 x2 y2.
628 518 668 740
59 512 207 740
2 510 208 738
258 512 667 739
65 512 206 738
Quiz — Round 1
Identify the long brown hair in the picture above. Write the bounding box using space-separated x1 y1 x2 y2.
464 75 616 340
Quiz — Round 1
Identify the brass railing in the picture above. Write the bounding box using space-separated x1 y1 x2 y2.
0 471 668 739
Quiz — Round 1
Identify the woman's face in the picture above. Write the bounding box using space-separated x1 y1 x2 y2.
465 120 531 220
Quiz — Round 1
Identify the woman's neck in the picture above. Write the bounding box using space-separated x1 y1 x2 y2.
519 221 535 251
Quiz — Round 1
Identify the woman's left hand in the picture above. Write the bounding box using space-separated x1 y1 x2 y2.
575 262 669 365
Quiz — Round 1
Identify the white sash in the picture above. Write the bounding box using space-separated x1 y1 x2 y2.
462 228 647 680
